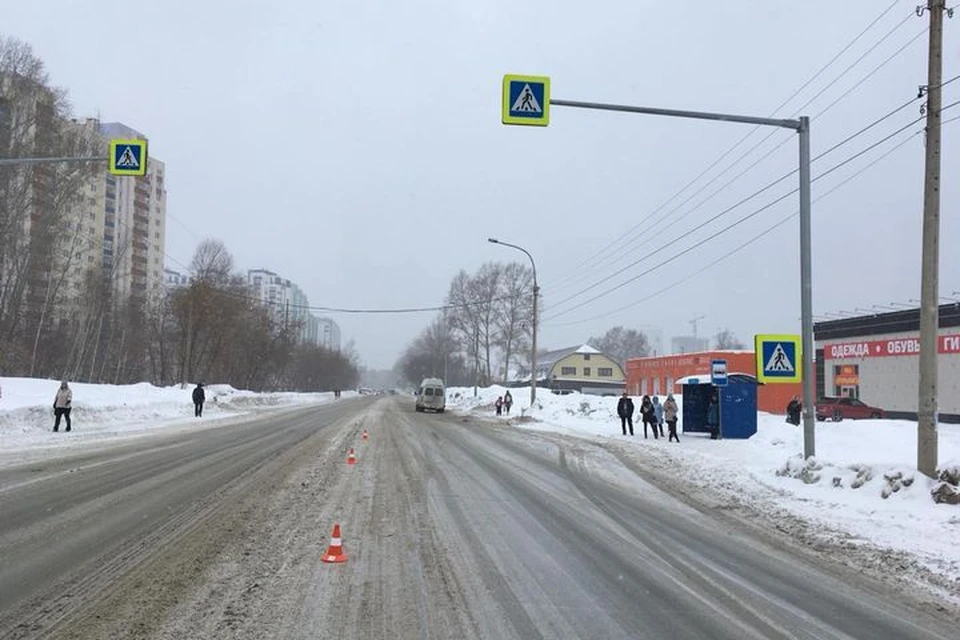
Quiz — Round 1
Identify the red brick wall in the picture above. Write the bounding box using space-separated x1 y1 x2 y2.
625 351 803 414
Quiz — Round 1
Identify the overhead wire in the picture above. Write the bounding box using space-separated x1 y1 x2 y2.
545 1 917 291
543 119 934 328
543 0 907 289
541 96 960 324
542 93 940 319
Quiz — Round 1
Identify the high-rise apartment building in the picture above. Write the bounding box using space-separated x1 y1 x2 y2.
246 268 340 349
58 120 167 303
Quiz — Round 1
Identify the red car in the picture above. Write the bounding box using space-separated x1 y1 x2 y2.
815 397 885 421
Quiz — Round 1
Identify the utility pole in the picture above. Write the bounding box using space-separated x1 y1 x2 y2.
918 0 948 478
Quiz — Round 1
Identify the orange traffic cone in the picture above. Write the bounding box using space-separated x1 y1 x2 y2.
347 448 357 465
321 523 347 563
361 430 368 441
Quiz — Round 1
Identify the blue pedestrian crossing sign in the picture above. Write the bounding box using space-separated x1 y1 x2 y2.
755 334 801 384
109 139 148 176
502 74 550 126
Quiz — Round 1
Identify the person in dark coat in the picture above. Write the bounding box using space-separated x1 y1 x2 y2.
617 391 635 436
786 395 802 426
706 395 720 439
53 381 73 432
503 390 513 415
640 395 658 439
193 383 206 417
664 394 680 442
495 396 503 416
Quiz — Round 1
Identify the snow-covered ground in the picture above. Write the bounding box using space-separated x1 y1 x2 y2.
3 376 958 600
447 385 960 597
0 377 344 465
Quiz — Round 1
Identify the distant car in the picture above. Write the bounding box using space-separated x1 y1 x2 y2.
815 397 885 421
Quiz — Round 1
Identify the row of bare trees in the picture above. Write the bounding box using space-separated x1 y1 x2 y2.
0 37 358 390
396 261 534 386
0 37 108 378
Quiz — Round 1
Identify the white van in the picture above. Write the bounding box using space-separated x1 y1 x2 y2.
415 378 446 413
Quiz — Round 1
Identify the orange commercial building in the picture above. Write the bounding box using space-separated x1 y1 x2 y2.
625 350 802 415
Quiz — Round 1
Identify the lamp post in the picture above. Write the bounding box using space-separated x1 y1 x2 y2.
488 238 539 406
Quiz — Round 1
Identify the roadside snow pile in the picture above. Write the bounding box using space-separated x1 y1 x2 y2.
0 377 334 449
932 461 960 505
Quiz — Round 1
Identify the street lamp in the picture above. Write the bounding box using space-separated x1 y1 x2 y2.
488 238 539 406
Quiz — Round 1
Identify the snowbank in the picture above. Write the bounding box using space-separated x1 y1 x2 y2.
0 377 339 456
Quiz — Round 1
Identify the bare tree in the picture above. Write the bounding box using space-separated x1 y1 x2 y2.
589 326 651 365
493 261 533 381
714 328 745 350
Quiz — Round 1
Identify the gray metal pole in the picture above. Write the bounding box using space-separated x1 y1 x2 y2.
798 116 816 460
487 238 539 406
918 0 944 478
0 156 107 166
531 280 539 407
547 97 812 455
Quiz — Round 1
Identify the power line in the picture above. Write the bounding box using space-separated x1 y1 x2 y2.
544 0 906 288
548 19 927 295
544 99 935 318
544 116 941 328
542 102 959 323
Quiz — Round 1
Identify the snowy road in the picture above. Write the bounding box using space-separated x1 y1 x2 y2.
0 397 954 639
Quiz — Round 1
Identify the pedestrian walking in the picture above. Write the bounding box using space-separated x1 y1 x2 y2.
706 394 720 439
652 396 665 438
503 390 513 415
786 395 802 426
53 381 72 432
664 394 680 442
193 382 205 417
495 396 503 416
640 395 658 439
617 391 635 436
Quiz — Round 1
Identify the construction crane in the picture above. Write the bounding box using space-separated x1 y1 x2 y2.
689 314 706 338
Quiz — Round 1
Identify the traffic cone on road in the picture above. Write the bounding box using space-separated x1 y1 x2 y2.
362 430 368 441
347 448 357 465
321 523 347 563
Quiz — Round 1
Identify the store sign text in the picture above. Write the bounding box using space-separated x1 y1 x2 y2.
826 334 960 359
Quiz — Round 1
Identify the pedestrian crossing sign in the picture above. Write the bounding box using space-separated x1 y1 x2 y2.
755 334 801 383
109 139 148 176
502 74 550 126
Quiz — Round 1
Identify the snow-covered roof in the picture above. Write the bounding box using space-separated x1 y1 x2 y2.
676 373 759 385
538 344 603 367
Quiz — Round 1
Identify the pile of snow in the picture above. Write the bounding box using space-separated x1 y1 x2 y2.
447 385 960 588
0 377 339 456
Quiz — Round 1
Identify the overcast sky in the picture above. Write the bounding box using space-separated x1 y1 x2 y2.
6 1 959 369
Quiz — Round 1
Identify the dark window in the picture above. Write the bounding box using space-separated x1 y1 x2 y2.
560 366 577 376
424 388 434 396
598 367 613 377
583 367 591 377
583 354 591 361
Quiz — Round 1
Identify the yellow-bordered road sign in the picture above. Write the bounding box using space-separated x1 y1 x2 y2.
502 74 550 126
755 334 802 384
109 139 148 176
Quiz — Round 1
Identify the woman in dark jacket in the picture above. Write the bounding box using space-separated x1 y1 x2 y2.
640 395 658 439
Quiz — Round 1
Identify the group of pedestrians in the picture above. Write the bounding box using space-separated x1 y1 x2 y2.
617 391 680 442
44 381 209 432
495 390 513 416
